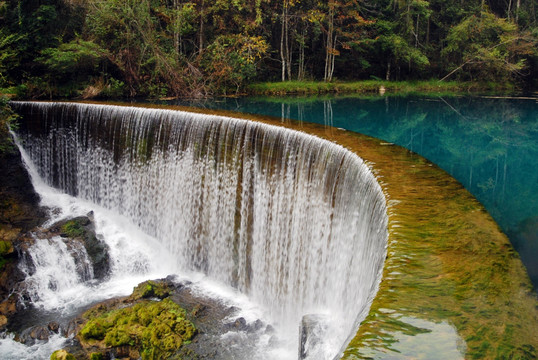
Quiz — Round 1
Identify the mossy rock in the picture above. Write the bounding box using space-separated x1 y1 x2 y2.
50 350 76 360
79 298 195 360
60 219 86 238
131 280 171 300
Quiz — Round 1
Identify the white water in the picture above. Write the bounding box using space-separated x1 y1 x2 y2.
0 334 68 360
7 102 388 359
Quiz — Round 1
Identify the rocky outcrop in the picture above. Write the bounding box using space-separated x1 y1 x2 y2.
48 214 111 280
0 146 45 331
0 147 45 232
55 277 275 360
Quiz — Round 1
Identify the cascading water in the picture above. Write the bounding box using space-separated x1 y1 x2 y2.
19 234 94 310
10 102 388 359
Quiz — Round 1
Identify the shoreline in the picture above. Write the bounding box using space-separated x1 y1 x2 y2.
246 80 523 97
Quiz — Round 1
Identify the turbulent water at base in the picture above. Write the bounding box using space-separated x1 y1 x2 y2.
9 102 388 360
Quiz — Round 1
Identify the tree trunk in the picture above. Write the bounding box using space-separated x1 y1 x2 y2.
329 35 337 81
199 0 205 56
324 4 335 82
508 0 513 21
386 60 391 81
516 0 520 24
415 14 420 48
426 18 430 44
285 11 292 81
298 27 305 81
280 0 291 81
174 0 180 59
280 2 286 81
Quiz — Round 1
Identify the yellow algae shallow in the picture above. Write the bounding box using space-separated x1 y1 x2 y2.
79 101 538 359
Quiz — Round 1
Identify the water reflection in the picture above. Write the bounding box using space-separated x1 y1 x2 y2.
359 314 466 359
158 95 538 289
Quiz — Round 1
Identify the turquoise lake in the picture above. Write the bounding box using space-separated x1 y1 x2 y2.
158 95 538 289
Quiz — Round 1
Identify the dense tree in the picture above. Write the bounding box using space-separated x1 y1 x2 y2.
0 0 536 97
441 10 537 82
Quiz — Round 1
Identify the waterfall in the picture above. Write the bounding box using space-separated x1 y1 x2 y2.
12 102 388 359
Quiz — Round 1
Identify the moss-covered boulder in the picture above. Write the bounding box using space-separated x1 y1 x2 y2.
50 349 76 360
72 279 196 360
130 280 171 300
79 298 195 359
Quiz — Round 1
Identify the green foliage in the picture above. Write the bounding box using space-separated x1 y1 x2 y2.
442 10 536 82
204 34 269 93
80 298 196 360
0 96 18 154
39 40 104 76
380 33 430 69
0 0 537 95
0 29 23 87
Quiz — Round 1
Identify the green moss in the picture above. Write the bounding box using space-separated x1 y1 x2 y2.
0 240 13 270
61 220 85 238
50 350 76 360
89 353 104 360
80 318 110 341
0 240 12 255
80 298 195 359
131 280 171 300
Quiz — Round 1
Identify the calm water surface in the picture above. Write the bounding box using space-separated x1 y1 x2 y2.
159 95 538 289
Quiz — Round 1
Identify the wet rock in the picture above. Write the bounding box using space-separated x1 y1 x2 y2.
224 316 248 331
265 324 275 334
0 257 28 331
299 314 330 360
17 324 54 345
63 317 85 338
0 146 46 232
48 321 60 333
249 319 264 333
50 215 111 280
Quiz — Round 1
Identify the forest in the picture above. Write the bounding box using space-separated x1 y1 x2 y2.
0 0 537 98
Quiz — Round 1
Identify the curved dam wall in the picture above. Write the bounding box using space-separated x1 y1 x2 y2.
13 102 388 357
